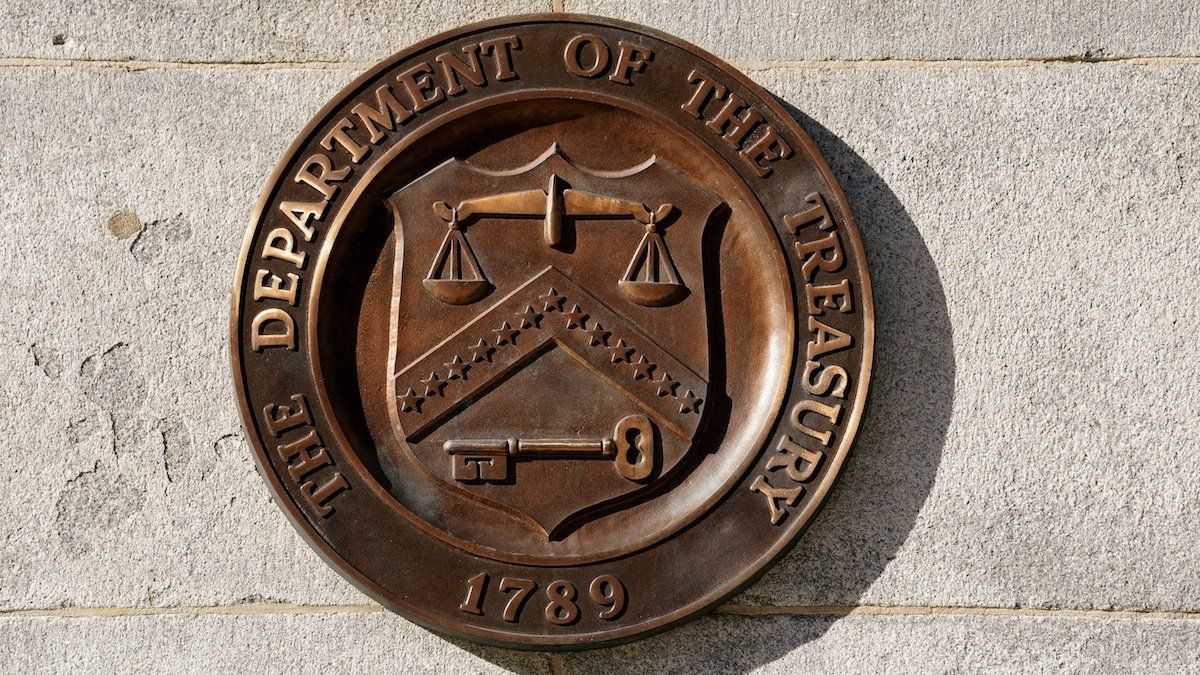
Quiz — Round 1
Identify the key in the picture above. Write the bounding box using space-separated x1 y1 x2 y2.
445 414 655 483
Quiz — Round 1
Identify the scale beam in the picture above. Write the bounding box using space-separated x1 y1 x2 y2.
424 174 686 307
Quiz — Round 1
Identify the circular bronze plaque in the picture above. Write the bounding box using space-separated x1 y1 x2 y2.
232 14 872 649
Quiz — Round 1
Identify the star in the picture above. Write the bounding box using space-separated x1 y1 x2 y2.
420 371 445 397
444 355 470 380
517 304 542 329
564 303 589 329
631 355 656 380
608 339 634 364
492 321 519 346
468 338 495 363
677 389 701 414
584 322 610 347
398 388 423 413
539 287 566 312
655 372 679 397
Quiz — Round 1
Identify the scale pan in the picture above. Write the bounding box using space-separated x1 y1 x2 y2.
423 278 492 305
618 279 688 307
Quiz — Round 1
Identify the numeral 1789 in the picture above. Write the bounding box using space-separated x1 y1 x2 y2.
459 572 626 624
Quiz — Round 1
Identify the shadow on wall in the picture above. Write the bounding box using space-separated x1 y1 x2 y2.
457 100 956 673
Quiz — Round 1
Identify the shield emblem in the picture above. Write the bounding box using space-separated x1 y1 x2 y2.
386 145 722 538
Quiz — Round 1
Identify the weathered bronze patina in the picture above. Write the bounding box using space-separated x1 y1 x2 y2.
232 14 872 649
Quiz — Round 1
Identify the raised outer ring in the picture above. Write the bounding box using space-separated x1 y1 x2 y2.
230 13 874 650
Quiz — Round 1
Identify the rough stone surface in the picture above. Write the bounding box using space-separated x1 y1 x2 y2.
574 1 1200 62
0 611 551 674
7 3 1200 64
0 66 364 611
1 1 546 63
3 610 1198 672
745 63 1200 612
560 613 1200 673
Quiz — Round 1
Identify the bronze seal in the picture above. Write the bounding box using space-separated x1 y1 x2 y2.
232 14 872 649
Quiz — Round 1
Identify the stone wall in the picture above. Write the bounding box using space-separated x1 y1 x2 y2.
1 2 1197 672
